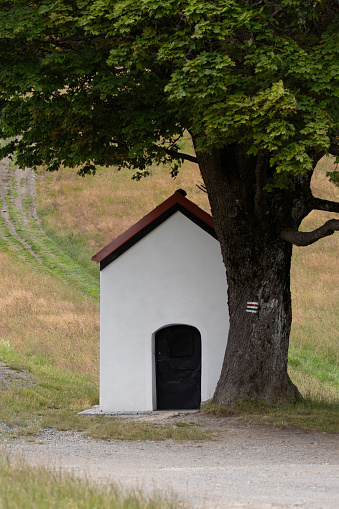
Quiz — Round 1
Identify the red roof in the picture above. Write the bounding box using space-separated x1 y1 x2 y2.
92 189 216 270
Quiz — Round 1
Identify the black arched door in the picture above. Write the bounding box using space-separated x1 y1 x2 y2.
155 325 201 410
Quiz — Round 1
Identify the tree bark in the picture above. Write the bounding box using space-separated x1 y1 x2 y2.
193 142 313 404
281 219 339 246
214 239 300 405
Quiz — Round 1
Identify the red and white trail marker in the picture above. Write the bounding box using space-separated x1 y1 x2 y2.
246 302 259 313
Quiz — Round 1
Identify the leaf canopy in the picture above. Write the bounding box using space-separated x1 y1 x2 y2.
0 0 338 184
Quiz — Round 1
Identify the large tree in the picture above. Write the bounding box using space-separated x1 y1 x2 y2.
0 0 338 404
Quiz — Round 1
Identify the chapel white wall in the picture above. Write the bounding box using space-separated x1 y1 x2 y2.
100 211 229 412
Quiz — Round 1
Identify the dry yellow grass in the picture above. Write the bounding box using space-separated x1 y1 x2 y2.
290 157 339 360
0 252 209 439
0 250 99 377
37 156 209 256
37 155 338 358
36 154 338 405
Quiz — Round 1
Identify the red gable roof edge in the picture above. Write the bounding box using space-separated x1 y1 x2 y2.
92 189 216 269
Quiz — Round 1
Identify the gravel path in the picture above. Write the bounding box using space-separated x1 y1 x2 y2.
1 415 338 508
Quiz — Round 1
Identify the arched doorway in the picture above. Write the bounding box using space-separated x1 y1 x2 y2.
155 325 201 410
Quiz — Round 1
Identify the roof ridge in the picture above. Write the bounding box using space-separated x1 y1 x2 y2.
92 190 215 268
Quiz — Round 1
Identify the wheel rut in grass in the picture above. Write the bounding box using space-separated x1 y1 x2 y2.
0 158 43 263
0 157 99 298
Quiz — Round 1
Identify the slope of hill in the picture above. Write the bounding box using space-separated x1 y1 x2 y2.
0 156 99 298
0 148 338 434
35 154 339 403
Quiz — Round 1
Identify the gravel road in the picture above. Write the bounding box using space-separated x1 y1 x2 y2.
1 414 338 508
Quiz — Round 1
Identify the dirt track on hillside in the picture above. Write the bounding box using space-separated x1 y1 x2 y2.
1 413 338 509
0 157 43 261
0 156 99 295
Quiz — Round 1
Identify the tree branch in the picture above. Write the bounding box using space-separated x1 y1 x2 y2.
312 197 339 213
271 6 288 18
280 219 339 246
162 147 198 164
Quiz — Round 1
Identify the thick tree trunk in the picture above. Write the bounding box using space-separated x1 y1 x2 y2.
194 142 313 404
215 239 299 404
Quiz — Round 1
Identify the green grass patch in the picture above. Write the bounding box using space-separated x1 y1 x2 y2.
0 345 209 442
202 398 339 433
0 344 97 429
43 414 210 442
202 341 339 433
0 456 184 509
38 226 100 279
289 345 339 386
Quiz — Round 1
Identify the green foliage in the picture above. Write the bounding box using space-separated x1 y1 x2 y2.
0 1 338 186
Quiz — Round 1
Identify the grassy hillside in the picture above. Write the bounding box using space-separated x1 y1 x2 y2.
36 155 338 371
36 154 339 416
289 157 339 400
0 147 337 434
0 247 209 440
36 139 207 277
